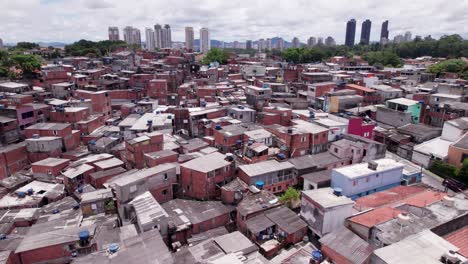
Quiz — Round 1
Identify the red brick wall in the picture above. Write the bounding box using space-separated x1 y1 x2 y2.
32 160 70 177
181 166 234 200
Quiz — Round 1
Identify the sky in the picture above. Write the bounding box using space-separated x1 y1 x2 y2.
0 0 467 44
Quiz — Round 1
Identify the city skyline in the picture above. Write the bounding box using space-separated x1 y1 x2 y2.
1 0 467 44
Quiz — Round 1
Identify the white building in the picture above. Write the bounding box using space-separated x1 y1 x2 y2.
331 159 404 199
185 27 194 50
108 27 119 41
145 28 155 51
300 187 354 237
162 24 171 48
154 24 163 49
123 26 141 47
200 27 210 53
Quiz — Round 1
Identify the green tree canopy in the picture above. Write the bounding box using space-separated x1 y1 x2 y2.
9 54 42 78
201 48 229 65
428 59 468 79
14 42 40 50
64 39 127 57
279 187 301 208
362 50 403 67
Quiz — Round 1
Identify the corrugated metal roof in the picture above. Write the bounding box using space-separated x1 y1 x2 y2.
319 226 373 264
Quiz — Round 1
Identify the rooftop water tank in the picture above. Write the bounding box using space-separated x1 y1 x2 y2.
255 181 264 190
108 243 119 254
333 187 343 197
215 124 222 130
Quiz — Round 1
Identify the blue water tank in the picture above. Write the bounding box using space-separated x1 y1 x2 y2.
215 124 222 130
79 230 90 241
108 243 119 253
27 188 34 195
200 101 207 107
248 139 254 146
333 187 343 197
312 250 323 261
256 181 264 190
73 203 80 210
17 192 26 198
52 208 60 214
236 140 243 145
309 111 315 118
277 153 286 160
0 234 6 240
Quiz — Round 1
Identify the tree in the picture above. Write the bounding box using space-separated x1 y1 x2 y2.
14 42 40 50
362 50 403 67
456 159 468 185
429 160 457 179
279 187 301 208
201 48 229 65
9 54 42 79
428 59 467 78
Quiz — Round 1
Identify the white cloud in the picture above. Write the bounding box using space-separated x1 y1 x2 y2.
0 0 466 44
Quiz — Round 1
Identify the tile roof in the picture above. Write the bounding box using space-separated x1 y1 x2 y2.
348 207 403 228
443 226 468 258
354 185 427 211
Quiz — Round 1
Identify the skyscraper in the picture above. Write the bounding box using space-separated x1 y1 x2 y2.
292 37 300 48
162 24 172 48
360 19 371 45
123 26 141 46
404 31 412 42
307 37 316 47
145 28 155 50
154 24 163 49
246 40 253 50
257 38 265 51
185 27 194 50
317 37 324 46
0 38 3 49
325 36 336 46
108 27 119 41
275 38 284 50
380 20 389 44
345 19 356 47
200 27 210 53
266 38 272 50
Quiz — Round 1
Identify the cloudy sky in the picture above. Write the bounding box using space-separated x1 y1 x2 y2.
1 0 467 44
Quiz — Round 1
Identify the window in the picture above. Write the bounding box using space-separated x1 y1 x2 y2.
91 203 97 210
334 148 338 153
164 173 168 181
186 185 191 191
301 136 306 142
162 189 167 195
21 111 34 119
53 130 58 135
353 180 358 186
323 133 327 138
277 185 282 191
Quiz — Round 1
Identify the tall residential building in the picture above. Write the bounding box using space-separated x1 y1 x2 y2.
393 34 405 43
380 20 389 44
154 24 163 49
145 28 155 50
345 19 356 47
360 19 371 45
292 37 300 48
108 27 119 41
162 24 172 48
0 38 3 49
185 27 194 50
265 38 272 50
317 37 324 46
246 40 253 49
325 36 336 46
307 37 316 47
404 31 412 42
123 26 141 46
257 38 265 51
200 27 210 53
275 38 284 50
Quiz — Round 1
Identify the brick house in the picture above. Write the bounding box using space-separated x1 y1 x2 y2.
125 132 164 169
0 142 29 180
144 150 178 168
25 123 80 151
180 152 234 200
31 157 70 181
147 79 168 105
239 160 296 194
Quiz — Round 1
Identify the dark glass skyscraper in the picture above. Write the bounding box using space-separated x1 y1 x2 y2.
360 19 371 45
380 20 389 41
345 19 356 47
